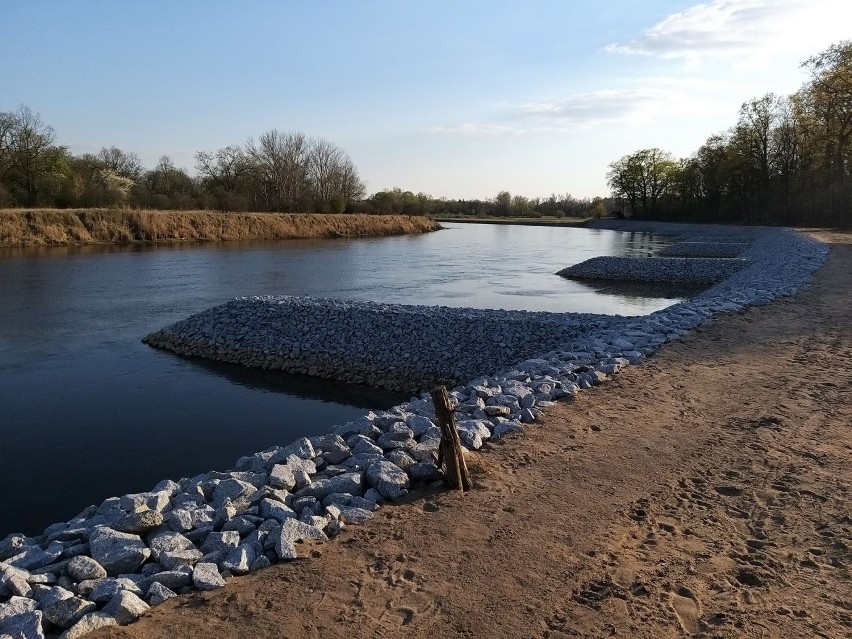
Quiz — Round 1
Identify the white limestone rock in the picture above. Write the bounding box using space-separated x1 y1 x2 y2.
199 531 240 555
192 563 226 591
0 597 37 624
294 472 363 501
158 549 203 570
147 581 178 606
102 590 150 625
87 528 151 576
87 577 144 604
147 531 195 562
365 461 409 500
66 556 107 582
112 510 164 535
60 611 118 639
42 597 97 630
0 610 43 639
274 519 328 560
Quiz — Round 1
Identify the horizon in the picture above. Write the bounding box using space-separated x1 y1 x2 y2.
2 0 850 200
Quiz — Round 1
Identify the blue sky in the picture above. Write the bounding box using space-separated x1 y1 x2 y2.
2 0 849 199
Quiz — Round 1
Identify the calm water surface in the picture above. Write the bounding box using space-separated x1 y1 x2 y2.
0 223 674 536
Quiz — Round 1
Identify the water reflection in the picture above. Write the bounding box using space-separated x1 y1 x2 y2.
568 278 708 301
0 223 680 535
182 356 407 406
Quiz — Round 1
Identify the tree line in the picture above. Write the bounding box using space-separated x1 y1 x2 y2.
606 41 852 228
355 187 607 218
0 110 366 212
0 108 606 219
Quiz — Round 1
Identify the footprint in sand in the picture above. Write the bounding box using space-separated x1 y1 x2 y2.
669 586 701 634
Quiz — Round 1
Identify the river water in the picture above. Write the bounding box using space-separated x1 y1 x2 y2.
0 223 676 536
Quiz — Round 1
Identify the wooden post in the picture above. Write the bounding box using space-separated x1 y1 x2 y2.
430 386 472 491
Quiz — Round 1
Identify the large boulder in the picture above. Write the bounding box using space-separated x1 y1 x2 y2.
88 577 143 604
61 611 118 639
88 528 150 576
295 472 363 501
0 610 44 639
258 499 296 523
365 461 409 500
0 597 37 624
274 519 327 560
147 582 178 606
102 590 150 625
112 511 164 535
199 531 240 556
66 556 107 582
42 597 97 630
192 563 225 591
147 532 195 562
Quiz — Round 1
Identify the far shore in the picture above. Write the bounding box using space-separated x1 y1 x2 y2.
0 209 440 248
434 215 591 227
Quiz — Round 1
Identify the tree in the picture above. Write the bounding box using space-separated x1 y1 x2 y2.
800 40 852 224
0 111 15 184
607 149 676 218
589 197 607 218
97 146 142 181
4 106 65 206
195 145 250 211
141 156 197 209
245 130 310 211
493 191 512 216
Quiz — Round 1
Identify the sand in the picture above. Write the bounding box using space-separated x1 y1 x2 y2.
91 231 851 639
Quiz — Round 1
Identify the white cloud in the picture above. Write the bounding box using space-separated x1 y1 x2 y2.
430 80 728 136
429 122 527 136
606 0 852 62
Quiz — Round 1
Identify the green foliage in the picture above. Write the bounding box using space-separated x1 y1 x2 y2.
606 41 852 227
0 112 367 213
590 198 607 219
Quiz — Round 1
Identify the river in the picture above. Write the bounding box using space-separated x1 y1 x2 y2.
0 223 677 536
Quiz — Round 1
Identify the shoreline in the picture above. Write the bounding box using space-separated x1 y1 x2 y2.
0 210 440 248
89 230 850 639
434 216 589 227
0 223 832 639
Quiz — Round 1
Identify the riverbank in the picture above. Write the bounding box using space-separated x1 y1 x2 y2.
433 215 588 227
0 210 440 247
90 231 851 639
0 224 832 639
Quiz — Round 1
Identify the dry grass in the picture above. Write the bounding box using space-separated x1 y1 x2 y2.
0 209 440 247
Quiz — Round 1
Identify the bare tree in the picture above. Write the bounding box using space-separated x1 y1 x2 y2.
245 130 310 211
0 111 16 183
97 146 143 181
6 106 63 206
307 138 343 204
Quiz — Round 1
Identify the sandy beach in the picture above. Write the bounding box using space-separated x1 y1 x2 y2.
90 231 851 639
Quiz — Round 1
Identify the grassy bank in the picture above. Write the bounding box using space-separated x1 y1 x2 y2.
0 209 441 247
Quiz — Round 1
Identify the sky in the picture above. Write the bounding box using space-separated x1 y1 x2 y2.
2 0 850 199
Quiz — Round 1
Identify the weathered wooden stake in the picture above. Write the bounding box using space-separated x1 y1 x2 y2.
430 385 472 491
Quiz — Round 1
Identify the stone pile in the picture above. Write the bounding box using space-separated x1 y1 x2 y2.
557 255 748 285
1 225 828 638
143 297 618 392
658 241 749 258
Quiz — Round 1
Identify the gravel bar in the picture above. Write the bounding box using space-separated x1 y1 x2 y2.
658 241 750 258
557 255 748 284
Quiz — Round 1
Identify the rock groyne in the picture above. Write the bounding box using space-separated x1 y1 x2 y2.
143 298 618 392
